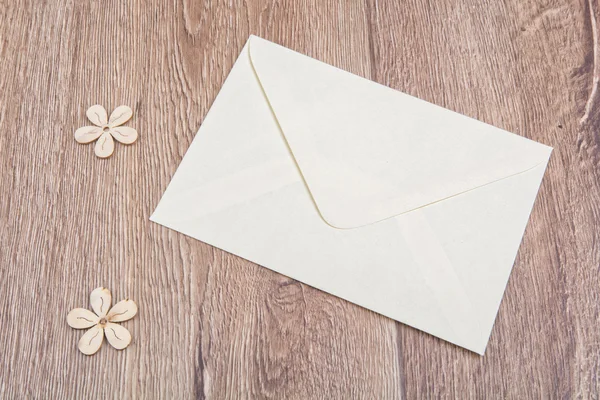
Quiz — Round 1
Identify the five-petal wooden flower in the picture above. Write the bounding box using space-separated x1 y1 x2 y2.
74 105 138 158
67 287 137 355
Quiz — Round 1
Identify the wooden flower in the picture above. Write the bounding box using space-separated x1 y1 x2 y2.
74 105 138 158
67 287 138 355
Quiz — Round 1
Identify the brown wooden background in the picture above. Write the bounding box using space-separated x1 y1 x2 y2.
1 0 599 398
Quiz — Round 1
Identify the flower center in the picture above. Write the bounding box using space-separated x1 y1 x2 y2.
102 126 110 132
99 317 108 326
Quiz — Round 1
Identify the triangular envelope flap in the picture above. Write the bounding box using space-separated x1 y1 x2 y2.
248 36 552 229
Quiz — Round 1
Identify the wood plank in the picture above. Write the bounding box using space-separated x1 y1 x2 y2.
0 0 598 398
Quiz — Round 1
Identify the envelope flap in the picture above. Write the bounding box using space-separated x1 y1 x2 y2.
248 36 552 229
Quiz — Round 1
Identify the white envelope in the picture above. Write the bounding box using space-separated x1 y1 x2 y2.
151 35 552 354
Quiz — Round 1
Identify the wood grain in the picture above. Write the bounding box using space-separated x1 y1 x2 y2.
0 0 598 398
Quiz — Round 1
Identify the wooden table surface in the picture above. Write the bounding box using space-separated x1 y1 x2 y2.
1 0 599 398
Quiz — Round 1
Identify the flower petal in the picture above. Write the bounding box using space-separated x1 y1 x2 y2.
86 105 108 127
74 126 103 144
108 105 133 127
104 322 132 350
107 299 138 322
78 325 104 355
90 287 112 317
67 308 100 329
110 126 138 144
94 132 115 158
